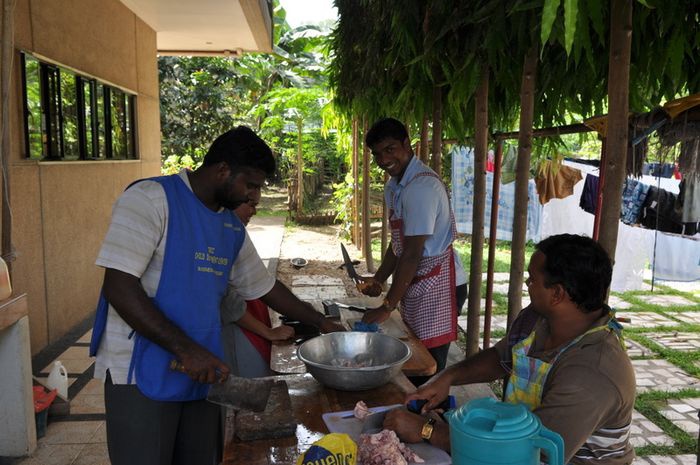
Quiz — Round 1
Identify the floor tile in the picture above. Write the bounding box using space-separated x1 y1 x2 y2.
609 295 633 309
646 332 700 351
71 442 109 465
13 443 83 465
76 330 92 344
291 285 347 300
87 422 107 444
633 359 700 393
292 275 344 286
70 392 105 415
41 420 102 445
78 378 104 396
669 312 700 325
615 312 680 329
643 295 695 307
630 410 674 447
658 398 700 438
40 358 94 376
626 338 655 358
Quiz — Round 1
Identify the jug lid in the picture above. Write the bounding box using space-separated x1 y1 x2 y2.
448 397 542 440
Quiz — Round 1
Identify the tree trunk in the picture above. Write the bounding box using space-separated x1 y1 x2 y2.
352 117 360 246
431 84 442 176
466 65 489 356
362 117 374 271
598 0 633 261
419 113 429 162
507 45 538 328
296 119 304 218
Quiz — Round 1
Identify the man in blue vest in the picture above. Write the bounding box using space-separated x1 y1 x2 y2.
90 126 343 465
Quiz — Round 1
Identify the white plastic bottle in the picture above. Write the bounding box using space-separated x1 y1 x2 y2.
0 256 11 300
47 361 68 399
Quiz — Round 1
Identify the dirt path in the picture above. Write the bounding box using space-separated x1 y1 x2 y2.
276 223 372 299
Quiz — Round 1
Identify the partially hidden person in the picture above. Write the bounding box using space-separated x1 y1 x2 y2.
358 117 459 384
382 234 636 465
89 126 344 465
220 196 294 378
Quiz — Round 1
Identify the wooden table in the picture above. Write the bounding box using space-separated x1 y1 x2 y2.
269 299 437 377
222 373 413 465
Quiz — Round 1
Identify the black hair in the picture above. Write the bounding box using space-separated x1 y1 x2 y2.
535 234 612 313
365 118 409 147
202 126 275 178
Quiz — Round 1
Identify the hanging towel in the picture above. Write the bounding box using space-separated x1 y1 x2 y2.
579 174 599 214
535 160 582 205
620 178 651 225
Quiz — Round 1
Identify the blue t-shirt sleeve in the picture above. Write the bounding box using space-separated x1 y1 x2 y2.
401 177 444 236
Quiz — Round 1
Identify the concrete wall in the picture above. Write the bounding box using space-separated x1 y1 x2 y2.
4 0 161 352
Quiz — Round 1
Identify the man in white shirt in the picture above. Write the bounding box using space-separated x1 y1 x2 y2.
90 126 342 465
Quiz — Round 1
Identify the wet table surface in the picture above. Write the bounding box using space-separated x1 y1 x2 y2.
222 373 412 465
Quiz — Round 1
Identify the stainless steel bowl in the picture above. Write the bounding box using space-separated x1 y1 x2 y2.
297 332 411 391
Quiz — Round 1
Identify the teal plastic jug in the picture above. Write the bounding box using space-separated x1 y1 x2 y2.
445 397 564 465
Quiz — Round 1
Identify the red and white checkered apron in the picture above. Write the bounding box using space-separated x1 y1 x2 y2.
390 171 457 349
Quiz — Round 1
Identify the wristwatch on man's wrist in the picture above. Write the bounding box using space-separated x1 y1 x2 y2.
421 417 436 443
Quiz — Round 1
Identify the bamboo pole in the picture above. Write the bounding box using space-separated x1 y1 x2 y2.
419 113 429 163
593 138 607 240
466 65 489 356
1 0 15 271
431 84 442 176
362 118 374 271
507 45 538 328
296 120 303 219
484 140 504 349
352 117 360 246
381 172 388 258
598 0 633 260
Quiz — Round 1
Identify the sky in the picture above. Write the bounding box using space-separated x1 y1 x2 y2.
278 0 338 27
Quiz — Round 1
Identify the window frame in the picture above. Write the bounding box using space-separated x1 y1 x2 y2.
20 51 138 161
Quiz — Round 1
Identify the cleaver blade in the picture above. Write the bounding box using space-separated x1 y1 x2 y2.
360 406 401 434
207 376 274 412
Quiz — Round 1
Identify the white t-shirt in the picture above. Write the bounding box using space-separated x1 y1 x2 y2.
94 170 275 384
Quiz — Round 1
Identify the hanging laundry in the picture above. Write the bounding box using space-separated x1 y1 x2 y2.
620 178 651 225
677 174 700 224
534 160 582 205
640 185 683 234
500 144 518 184
579 174 599 215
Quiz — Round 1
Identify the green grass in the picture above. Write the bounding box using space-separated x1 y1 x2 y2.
634 389 700 456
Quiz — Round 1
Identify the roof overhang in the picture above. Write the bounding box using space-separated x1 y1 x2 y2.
119 0 273 56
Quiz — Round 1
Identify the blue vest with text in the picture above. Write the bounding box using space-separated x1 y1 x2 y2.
90 174 245 401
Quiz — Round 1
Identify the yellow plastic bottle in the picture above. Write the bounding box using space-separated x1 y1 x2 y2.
0 256 11 300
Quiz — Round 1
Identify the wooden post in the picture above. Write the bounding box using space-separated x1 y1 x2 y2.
484 139 503 349
593 138 607 240
466 65 489 356
431 84 442 176
598 0 633 260
419 113 429 163
1 0 15 271
508 45 538 329
362 118 374 271
296 119 303 219
352 117 360 246
381 172 388 258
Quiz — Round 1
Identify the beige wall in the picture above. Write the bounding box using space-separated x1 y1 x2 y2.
4 0 161 352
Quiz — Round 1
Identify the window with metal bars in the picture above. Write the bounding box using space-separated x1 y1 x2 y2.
21 52 138 161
